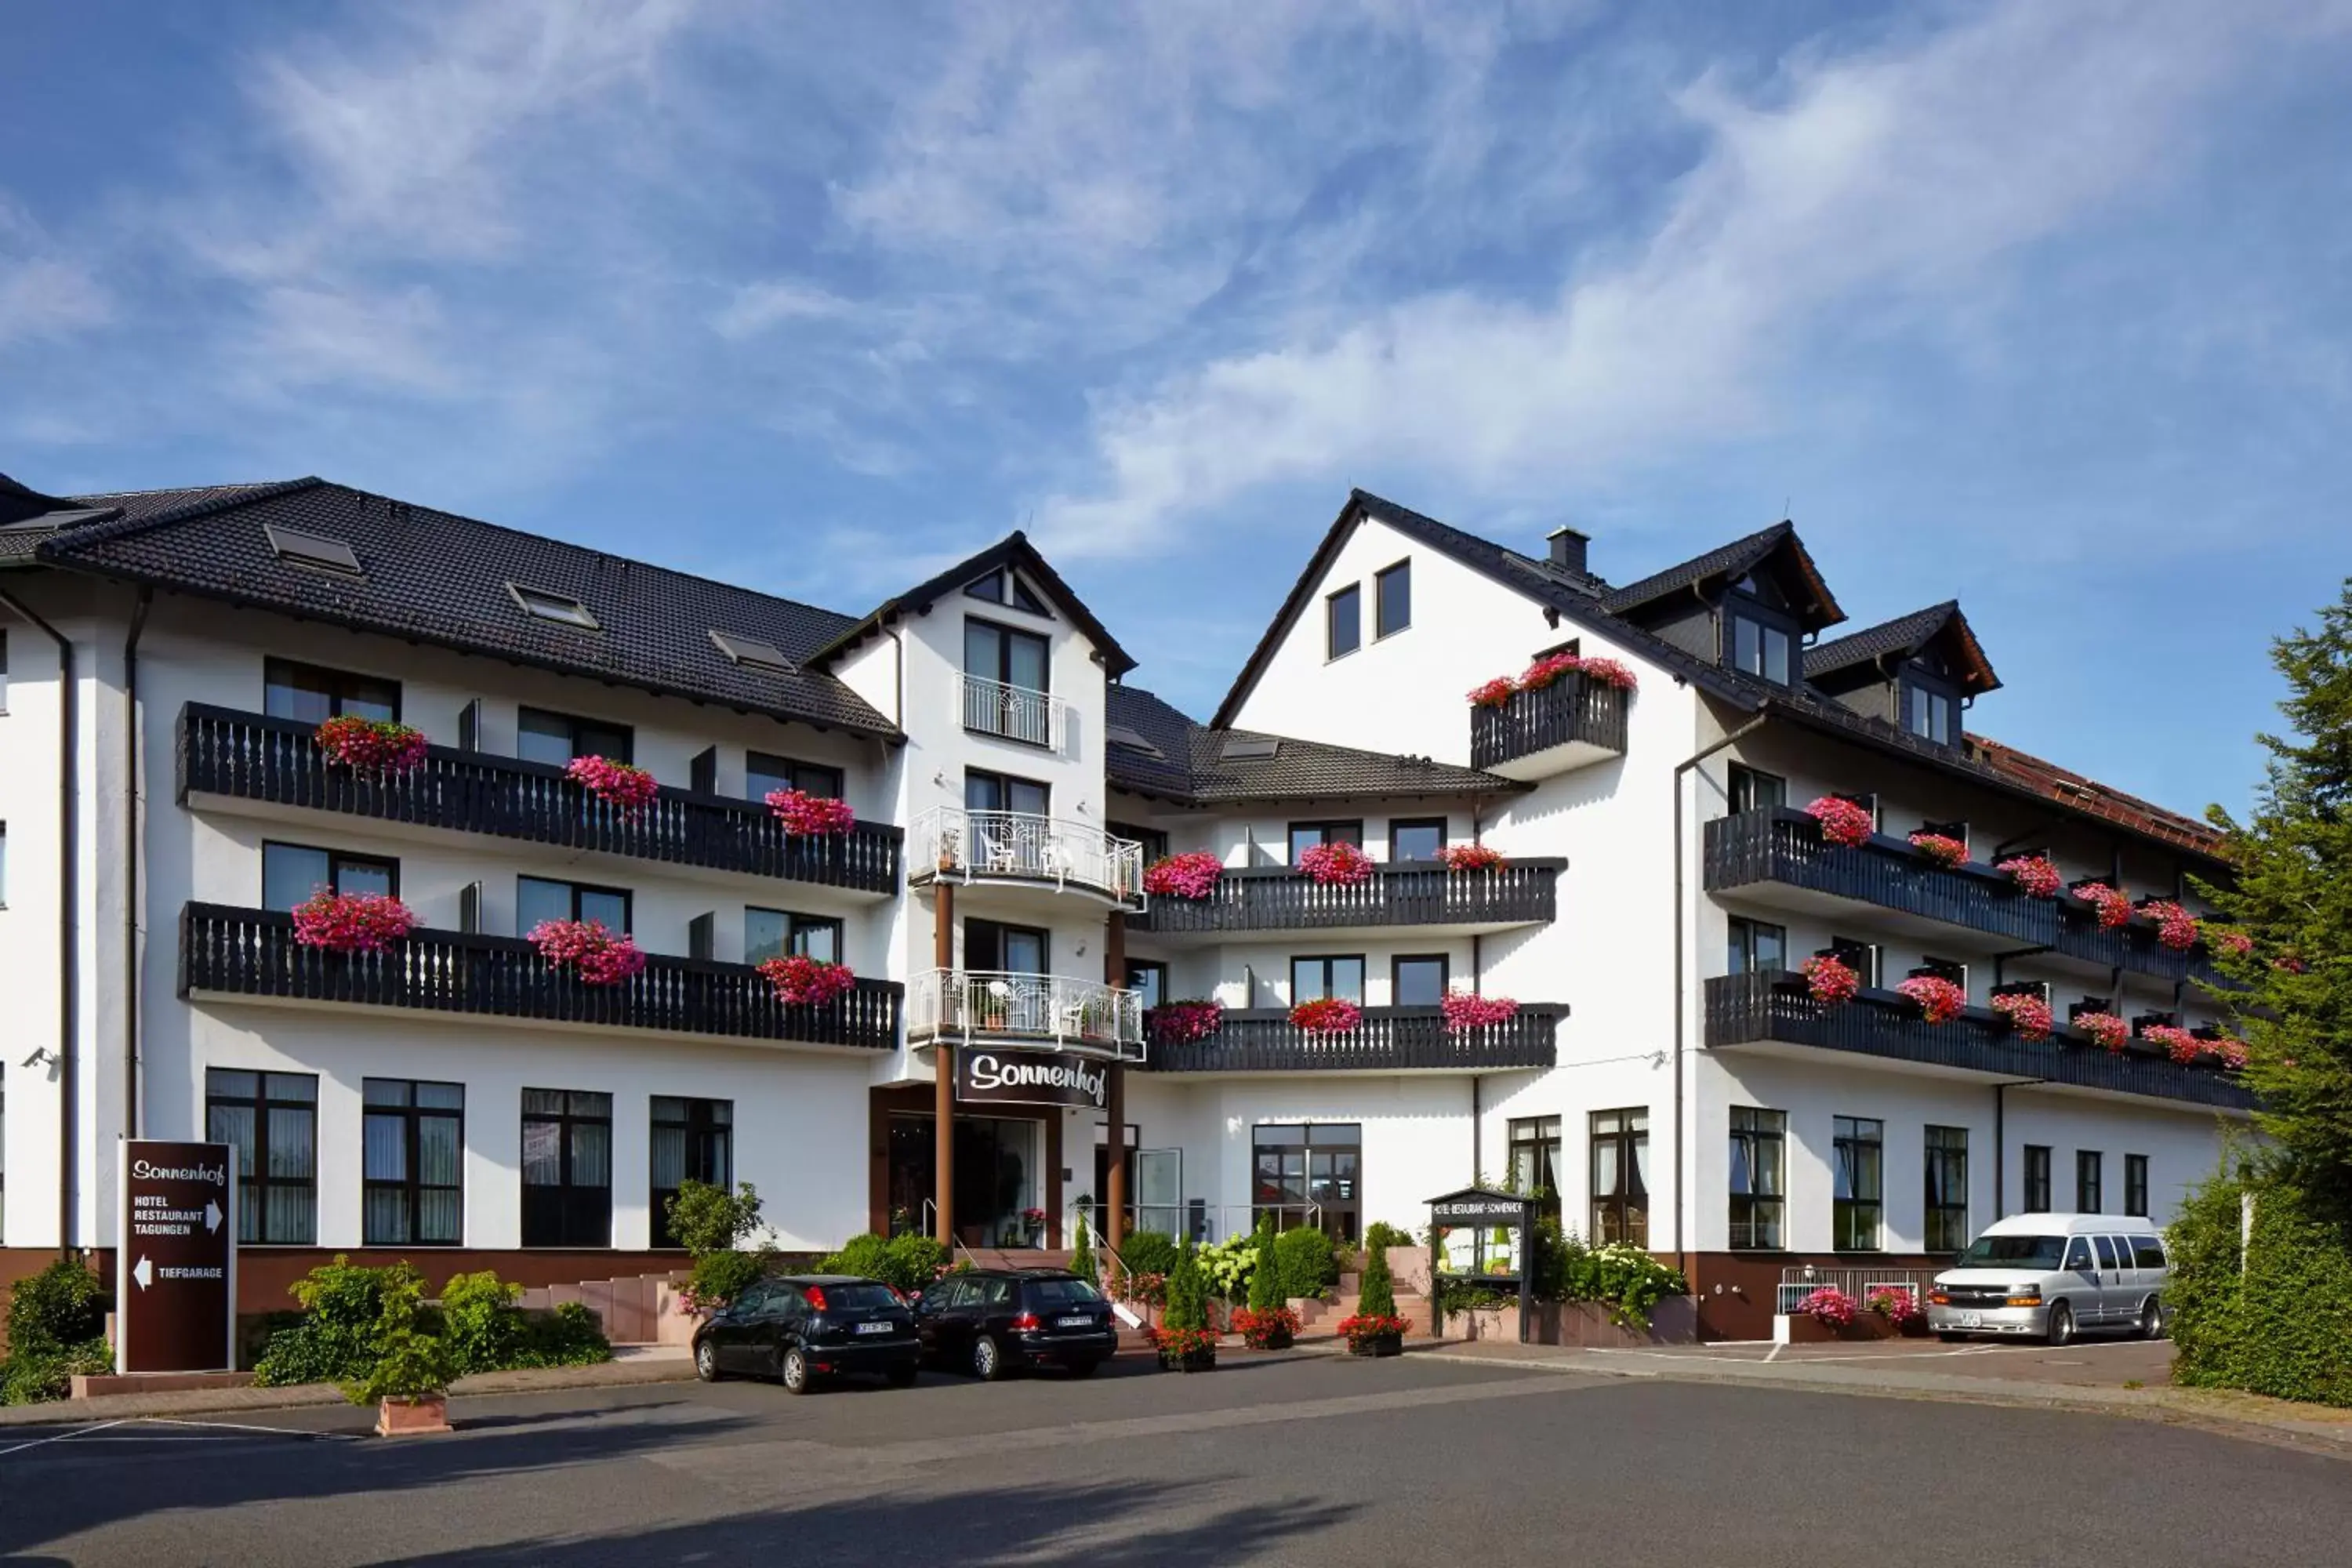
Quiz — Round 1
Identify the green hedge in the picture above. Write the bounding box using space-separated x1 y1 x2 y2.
0 1256 113 1405
2169 1173 2352 1408
1116 1230 1180 1279
254 1258 611 1390
818 1233 950 1294
1272 1226 1337 1301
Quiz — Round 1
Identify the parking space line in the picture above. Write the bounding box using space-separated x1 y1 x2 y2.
0 1419 133 1459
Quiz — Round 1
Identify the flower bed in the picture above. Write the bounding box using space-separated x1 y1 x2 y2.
1801 953 1860 1005
757 954 856 1006
2071 880 2132 930
1907 831 1968 868
2141 899 2199 951
1803 795 1875 848
2073 1011 2130 1052
567 755 659 815
528 919 647 985
1439 991 1519 1032
1799 1286 1857 1329
1290 996 1363 1033
1896 974 1966 1025
1149 1324 1219 1369
1229 1306 1301 1350
766 789 855 835
1442 843 1505 872
1335 1312 1410 1355
1989 991 2053 1041
1149 999 1225 1044
314 716 428 772
1996 854 2063 898
290 890 419 953
1143 851 1222 899
1867 1287 1926 1327
1297 840 1372 886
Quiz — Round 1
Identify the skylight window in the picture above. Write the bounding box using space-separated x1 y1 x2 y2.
1220 736 1279 762
1105 724 1164 759
709 630 793 673
507 583 599 630
263 523 362 576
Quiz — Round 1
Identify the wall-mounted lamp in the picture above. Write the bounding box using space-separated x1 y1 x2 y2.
21 1047 59 1070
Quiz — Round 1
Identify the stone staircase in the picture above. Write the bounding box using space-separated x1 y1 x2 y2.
1289 1267 1436 1338
517 1270 691 1346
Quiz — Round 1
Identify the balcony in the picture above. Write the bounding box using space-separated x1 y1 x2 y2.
177 704 902 895
906 969 1145 1061
1128 859 1562 939
180 903 902 1051
959 673 1069 750
910 808 1145 911
1469 675 1629 779
1704 971 2252 1111
1143 1004 1563 1074
1704 808 2222 987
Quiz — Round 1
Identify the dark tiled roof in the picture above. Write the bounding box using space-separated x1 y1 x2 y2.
1804 601 1999 693
36 477 897 737
1597 520 1843 629
1969 734 2223 855
1109 684 1521 806
806 531 1137 677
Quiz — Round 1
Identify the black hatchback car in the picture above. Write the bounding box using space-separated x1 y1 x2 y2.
913 1269 1120 1379
692 1274 920 1394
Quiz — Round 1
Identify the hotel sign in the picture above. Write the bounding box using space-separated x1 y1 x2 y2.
956 1048 1110 1110
117 1139 238 1374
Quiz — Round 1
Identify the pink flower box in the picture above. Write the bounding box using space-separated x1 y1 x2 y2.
528 919 647 986
2073 1011 2129 1052
567 755 659 815
757 954 856 1005
1149 1000 1225 1044
1896 974 1967 1025
767 789 855 835
1290 996 1363 1033
1297 841 1373 886
1442 843 1505 871
1804 795 1875 848
1995 855 2063 898
1907 831 1968 868
314 716 428 772
290 891 419 953
1143 851 1223 900
1439 992 1519 1032
1801 953 1860 1005
1989 992 2053 1041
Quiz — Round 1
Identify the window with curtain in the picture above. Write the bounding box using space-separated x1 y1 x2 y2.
745 908 842 965
1590 1109 1649 1246
652 1096 733 1249
1728 1106 1786 1249
263 658 399 724
363 1078 464 1246
1832 1116 1883 1251
746 752 843 803
2124 1154 2149 1218
1508 1116 1563 1214
206 1069 318 1245
261 842 397 912
2075 1149 2103 1214
1924 1125 1969 1252
1727 916 1786 975
521 1089 612 1248
964 618 1050 693
2023 1145 2053 1213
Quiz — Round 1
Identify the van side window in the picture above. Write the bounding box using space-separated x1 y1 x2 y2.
2063 1238 2092 1271
2132 1236 2166 1269
2093 1236 2118 1269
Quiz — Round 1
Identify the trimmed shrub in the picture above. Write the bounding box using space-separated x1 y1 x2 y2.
1160 1239 1209 1333
818 1233 950 1295
1117 1230 1180 1280
1356 1236 1397 1319
1069 1212 1098 1286
686 1248 770 1311
2170 1171 2352 1407
255 1256 404 1387
1363 1221 1415 1253
665 1180 768 1257
1247 1215 1284 1313
440 1270 528 1377
0 1255 113 1405
256 1258 609 1391
1272 1226 1338 1301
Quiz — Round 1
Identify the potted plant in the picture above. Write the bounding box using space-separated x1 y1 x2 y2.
1995 853 2062 898
1230 1216 1296 1350
566 754 659 815
1021 1207 1049 1247
1799 953 1860 1004
757 954 857 1005
1155 1239 1217 1372
2072 1009 2131 1053
1290 996 1363 1034
1439 990 1519 1032
528 919 647 986
1142 851 1222 899
314 715 429 772
1989 990 2054 1041
1339 1243 1407 1357
1149 999 1225 1045
1802 795 1875 848
1896 974 1966 1025
1800 1286 1858 1331
766 789 855 835
345 1266 456 1436
1297 840 1373 886
1441 843 1505 872
290 889 419 953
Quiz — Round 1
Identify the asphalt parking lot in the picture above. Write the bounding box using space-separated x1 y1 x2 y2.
4 1350 2347 1567
1547 1332 2181 1388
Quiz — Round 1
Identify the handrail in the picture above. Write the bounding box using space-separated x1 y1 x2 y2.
1142 1004 1561 1073
1469 673 1629 770
958 673 1065 750
1131 858 1559 935
913 806 1144 908
907 967 1146 1059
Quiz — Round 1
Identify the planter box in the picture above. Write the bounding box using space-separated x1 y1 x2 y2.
1457 1298 1700 1347
1785 1311 1928 1344
376 1395 451 1436
1161 1347 1217 1373
1348 1331 1404 1358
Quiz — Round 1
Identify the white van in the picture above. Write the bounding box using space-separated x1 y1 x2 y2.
1927 1213 2171 1347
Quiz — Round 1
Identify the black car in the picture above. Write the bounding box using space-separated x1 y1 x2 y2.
913 1269 1120 1380
692 1274 920 1394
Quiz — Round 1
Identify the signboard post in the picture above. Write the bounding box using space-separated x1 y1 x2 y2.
956 1047 1111 1112
117 1139 238 1374
1426 1185 1535 1345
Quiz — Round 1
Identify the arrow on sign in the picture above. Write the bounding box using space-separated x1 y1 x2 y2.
204 1200 223 1234
132 1256 153 1290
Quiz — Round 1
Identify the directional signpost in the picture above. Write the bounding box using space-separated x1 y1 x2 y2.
117 1139 238 1374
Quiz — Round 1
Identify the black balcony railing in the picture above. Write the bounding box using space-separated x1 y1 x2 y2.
1704 808 2220 986
180 903 902 1050
1142 1004 1562 1073
1469 675 1629 772
1704 971 2252 1110
1130 860 1561 936
178 704 901 893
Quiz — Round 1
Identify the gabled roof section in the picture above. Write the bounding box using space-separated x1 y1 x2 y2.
1109 684 1523 806
1805 601 2000 695
1599 520 1844 631
1969 734 2222 857
33 477 898 738
804 531 1136 678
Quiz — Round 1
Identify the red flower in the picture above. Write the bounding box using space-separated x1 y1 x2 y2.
2140 900 2198 951
2213 931 2253 960
1143 851 1223 899
2142 1024 2201 1064
528 919 647 985
1907 831 1968 868
314 716 428 772
1334 1312 1410 1345
1801 954 1860 1005
1896 975 1967 1025
1229 1306 1301 1348
1577 657 1639 692
1298 841 1373 886
1800 1287 1857 1328
1440 991 1519 1033
1804 795 1875 848
1442 843 1505 872
1995 855 2063 899
290 890 419 953
567 755 659 815
1148 1325 1220 1359
767 789 855 835
1149 999 1225 1044
1516 652 1582 691
2073 1011 2129 1053
1866 1287 1924 1324
1290 996 1363 1033
1466 677 1516 710
1989 992 2053 1041
2203 1035 2249 1070
757 954 856 1006
2071 881 2132 930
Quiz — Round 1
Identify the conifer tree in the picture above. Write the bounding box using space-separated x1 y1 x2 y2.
1069 1210 1098 1286
1247 1213 1283 1313
1357 1232 1398 1320
1162 1238 1207 1332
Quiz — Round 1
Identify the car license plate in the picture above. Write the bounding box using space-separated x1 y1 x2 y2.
1056 1315 1094 1329
1960 1312 1982 1329
855 1321 895 1335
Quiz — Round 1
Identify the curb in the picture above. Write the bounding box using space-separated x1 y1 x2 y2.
0 1356 698 1428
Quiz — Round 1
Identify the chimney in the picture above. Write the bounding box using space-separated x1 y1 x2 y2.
1546 526 1589 577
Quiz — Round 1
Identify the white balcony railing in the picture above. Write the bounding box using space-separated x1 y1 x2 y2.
907 968 1146 1061
960 673 1066 750
914 806 1145 908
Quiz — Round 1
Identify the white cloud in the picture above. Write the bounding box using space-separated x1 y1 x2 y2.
711 279 855 340
1029 0 2349 558
0 200 111 347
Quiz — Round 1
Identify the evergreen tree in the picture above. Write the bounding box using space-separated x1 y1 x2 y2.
1247 1214 1283 1312
1069 1210 1098 1286
1162 1238 1207 1331
1357 1233 1398 1319
2197 580 2352 1210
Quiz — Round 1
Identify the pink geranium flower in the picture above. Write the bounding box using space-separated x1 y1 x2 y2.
567 755 659 815
767 789 855 835
1143 851 1223 899
290 890 419 953
1439 991 1519 1032
757 954 856 1005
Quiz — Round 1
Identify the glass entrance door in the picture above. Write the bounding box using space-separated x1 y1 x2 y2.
888 1112 1045 1247
1135 1148 1182 1239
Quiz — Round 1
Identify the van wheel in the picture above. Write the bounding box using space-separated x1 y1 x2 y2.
779 1346 812 1395
2140 1298 2167 1341
694 1338 722 1382
2045 1302 2076 1348
972 1334 1006 1381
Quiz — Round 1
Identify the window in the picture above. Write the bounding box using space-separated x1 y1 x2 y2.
745 907 841 965
1288 820 1363 863
1125 960 1168 1013
964 617 1050 693
746 751 843 803
1291 956 1366 1004
1727 609 1794 684
1392 955 1450 1007
2124 1154 2150 1218
966 769 1050 818
522 1089 612 1248
1828 938 1882 989
1590 1109 1650 1246
965 918 1048 975
1915 956 1969 991
263 522 362 575
1727 916 1786 975
707 630 793 673
518 877 631 935
206 1069 318 1244
1326 584 1361 659
965 568 1048 617
363 1079 464 1246
1833 1116 1883 1251
1374 561 1410 638
1108 820 1170 865
1219 736 1279 762
1 629 9 712
2076 1150 2103 1214
1508 1116 1563 1214
1253 1123 1359 1240
263 658 399 724
1903 681 1960 746
1388 818 1446 863
1925 1126 1969 1252
1728 1107 1785 1249
2132 1234 2166 1269
261 842 397 912
2023 1145 2053 1213
1728 764 1785 815
652 1097 734 1249
508 583 599 630
518 707 632 768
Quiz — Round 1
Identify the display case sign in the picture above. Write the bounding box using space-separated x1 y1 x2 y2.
116 1140 238 1374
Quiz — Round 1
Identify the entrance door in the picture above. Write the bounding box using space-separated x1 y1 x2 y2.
889 1112 1044 1247
1134 1148 1182 1239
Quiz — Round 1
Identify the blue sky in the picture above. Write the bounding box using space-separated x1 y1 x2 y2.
5 1 2350 819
